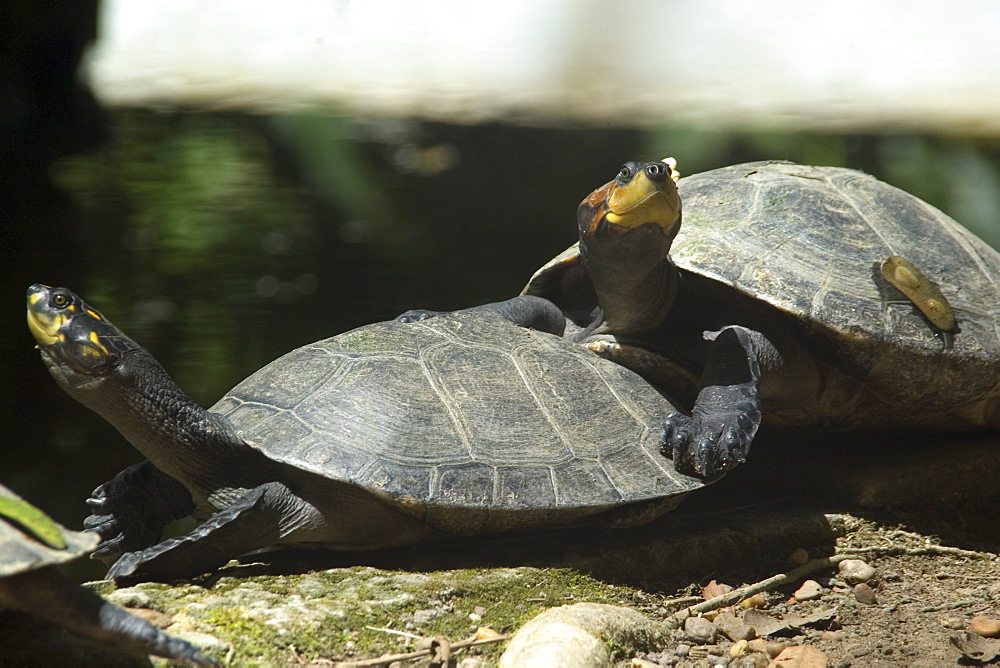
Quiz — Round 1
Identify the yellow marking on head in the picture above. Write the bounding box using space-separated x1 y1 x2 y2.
87 330 110 355
28 291 45 306
86 309 103 320
26 310 64 346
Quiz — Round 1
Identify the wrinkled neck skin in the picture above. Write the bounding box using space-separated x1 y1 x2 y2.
580 224 679 336
42 347 241 496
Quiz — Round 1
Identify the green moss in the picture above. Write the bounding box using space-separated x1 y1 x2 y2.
107 565 649 664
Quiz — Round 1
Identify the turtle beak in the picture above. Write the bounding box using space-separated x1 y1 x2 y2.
581 159 682 240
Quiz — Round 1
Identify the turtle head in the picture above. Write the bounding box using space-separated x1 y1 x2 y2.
27 284 139 396
576 159 683 334
28 284 232 488
579 158 681 242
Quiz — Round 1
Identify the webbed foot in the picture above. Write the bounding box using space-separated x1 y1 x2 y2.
661 382 761 478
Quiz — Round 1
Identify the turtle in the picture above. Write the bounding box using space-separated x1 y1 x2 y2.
0 483 213 664
512 159 1000 476
27 284 703 585
402 159 1000 478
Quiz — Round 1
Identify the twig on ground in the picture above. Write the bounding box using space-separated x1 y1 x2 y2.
661 595 704 609
334 632 508 667
839 544 994 560
664 554 853 629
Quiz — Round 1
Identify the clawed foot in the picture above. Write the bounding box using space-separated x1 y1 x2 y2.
83 462 194 566
395 309 441 323
661 383 761 478
85 481 162 565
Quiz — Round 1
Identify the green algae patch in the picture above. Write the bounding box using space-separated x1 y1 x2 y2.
101 565 650 665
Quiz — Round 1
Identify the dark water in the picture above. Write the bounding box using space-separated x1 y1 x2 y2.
4 109 1000 579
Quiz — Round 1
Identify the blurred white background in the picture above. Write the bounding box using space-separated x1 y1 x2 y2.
90 0 1000 131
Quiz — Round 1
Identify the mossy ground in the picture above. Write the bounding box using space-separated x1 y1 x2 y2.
100 565 653 665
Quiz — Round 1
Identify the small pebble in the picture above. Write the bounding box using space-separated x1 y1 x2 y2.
793 580 824 602
740 592 769 609
747 639 770 654
821 630 845 642
731 639 752 658
838 559 877 584
853 582 878 605
715 611 757 641
970 615 1000 638
765 641 791 658
674 643 691 657
767 644 828 667
683 616 719 644
740 654 770 668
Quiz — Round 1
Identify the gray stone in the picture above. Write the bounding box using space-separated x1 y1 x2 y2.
683 616 719 644
714 611 756 641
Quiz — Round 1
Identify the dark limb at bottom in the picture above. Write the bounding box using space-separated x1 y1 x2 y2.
662 326 770 478
85 460 195 565
396 295 567 337
107 483 287 586
0 567 215 665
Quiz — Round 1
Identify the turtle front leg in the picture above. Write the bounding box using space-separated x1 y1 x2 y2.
397 295 567 336
84 460 195 566
662 326 777 478
107 482 294 585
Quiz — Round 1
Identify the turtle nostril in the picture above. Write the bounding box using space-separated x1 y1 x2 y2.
645 162 669 182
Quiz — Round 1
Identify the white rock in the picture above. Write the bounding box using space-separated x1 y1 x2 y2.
838 558 877 583
793 579 824 601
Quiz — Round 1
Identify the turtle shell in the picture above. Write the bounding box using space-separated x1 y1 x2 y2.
210 311 703 534
0 484 99 577
674 162 1000 352
675 162 1000 417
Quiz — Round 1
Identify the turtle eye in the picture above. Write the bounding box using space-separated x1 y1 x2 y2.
51 292 70 309
618 164 633 181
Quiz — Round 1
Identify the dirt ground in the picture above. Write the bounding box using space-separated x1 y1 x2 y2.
628 510 1000 667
